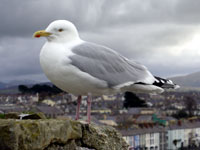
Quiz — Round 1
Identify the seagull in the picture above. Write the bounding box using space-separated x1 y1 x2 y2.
33 20 179 123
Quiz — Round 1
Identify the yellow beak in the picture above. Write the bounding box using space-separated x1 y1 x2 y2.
33 30 52 38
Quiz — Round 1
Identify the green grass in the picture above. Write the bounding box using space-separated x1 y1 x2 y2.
0 114 5 119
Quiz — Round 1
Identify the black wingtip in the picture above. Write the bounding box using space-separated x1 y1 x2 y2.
153 76 179 89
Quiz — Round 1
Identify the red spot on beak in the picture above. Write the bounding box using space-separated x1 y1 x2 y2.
35 35 41 38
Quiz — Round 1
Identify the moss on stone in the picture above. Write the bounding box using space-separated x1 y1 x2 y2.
4 112 20 119
0 119 128 150
0 113 5 119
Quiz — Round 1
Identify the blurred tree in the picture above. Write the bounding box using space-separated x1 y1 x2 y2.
18 84 63 95
172 109 188 119
184 96 197 117
18 84 64 102
18 85 29 94
123 92 147 108
30 84 52 93
51 85 63 94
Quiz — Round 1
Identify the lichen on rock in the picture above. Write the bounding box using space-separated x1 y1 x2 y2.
0 119 128 150
81 123 128 150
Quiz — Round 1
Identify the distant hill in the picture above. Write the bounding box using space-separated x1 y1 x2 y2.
0 85 19 94
170 71 200 88
0 80 44 94
1 71 200 94
0 82 6 89
5 80 38 88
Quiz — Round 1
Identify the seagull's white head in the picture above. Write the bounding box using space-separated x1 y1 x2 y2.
33 20 80 43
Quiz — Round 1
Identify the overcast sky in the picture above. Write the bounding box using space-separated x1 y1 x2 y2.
0 0 200 83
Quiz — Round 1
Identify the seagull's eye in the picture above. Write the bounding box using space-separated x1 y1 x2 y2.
58 28 63 32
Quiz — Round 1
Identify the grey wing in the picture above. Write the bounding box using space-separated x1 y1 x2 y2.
69 42 155 87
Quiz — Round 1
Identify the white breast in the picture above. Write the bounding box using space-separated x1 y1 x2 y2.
39 41 110 96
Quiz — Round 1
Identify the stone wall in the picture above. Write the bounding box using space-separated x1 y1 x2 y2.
0 118 128 150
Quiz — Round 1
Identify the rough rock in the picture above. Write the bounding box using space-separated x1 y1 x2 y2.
22 112 46 119
4 112 20 119
81 123 128 150
0 119 128 150
4 112 46 120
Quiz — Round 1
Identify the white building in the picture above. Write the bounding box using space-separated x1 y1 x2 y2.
167 121 200 149
121 126 165 150
167 127 185 149
121 120 200 150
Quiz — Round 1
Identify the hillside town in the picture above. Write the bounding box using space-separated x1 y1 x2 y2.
0 89 200 150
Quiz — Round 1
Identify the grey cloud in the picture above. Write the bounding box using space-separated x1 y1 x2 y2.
80 23 200 78
0 0 200 82
81 24 196 58
1 0 200 37
0 37 44 80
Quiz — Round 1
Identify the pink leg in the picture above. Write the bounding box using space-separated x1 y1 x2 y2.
87 93 92 123
75 95 82 120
